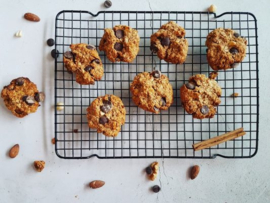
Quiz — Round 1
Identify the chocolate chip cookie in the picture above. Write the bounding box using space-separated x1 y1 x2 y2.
180 74 222 119
86 95 126 137
206 28 248 70
99 25 140 62
130 71 173 113
1 77 44 118
150 21 188 64
63 43 104 85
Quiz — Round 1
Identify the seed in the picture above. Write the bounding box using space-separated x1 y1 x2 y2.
152 185 161 193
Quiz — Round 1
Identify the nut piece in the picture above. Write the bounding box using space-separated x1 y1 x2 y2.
9 144 20 158
190 165 200 180
24 13 40 22
15 30 22 37
51 138 56 144
56 102 64 111
34 161 45 172
147 161 159 181
89 180 105 189
208 4 217 13
231 93 239 97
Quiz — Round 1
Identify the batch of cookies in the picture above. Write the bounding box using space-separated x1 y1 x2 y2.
1 21 247 137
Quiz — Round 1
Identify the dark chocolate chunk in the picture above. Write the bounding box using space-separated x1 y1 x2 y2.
146 166 152 175
114 42 123 51
47 38 55 46
150 43 158 53
201 105 209 115
22 95 35 106
104 0 112 8
51 49 59 58
100 100 112 113
115 30 124 39
64 51 73 59
99 116 109 125
151 70 161 78
161 37 170 46
84 65 94 72
234 32 240 38
73 129 78 133
152 185 161 193
15 78 24 86
86 44 96 50
34 92 45 102
230 48 238 54
186 83 195 90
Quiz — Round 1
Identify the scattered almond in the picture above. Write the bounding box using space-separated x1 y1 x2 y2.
190 165 200 180
9 144 20 158
208 4 217 13
89 180 105 189
231 93 239 97
34 160 45 172
24 13 40 22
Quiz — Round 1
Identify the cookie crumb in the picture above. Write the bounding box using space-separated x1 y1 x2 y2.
147 162 159 181
34 160 45 172
209 71 218 80
231 93 239 97
51 138 56 144
208 4 217 13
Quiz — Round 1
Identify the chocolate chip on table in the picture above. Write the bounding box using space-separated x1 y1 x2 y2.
150 43 158 53
84 65 94 72
51 49 59 58
234 32 240 38
161 37 170 46
92 59 100 64
152 185 161 193
201 105 209 115
186 83 195 90
161 98 166 106
230 48 238 54
146 166 153 175
15 78 24 86
64 51 73 59
86 44 96 50
99 116 109 125
115 30 124 39
34 92 45 102
22 95 35 105
100 100 112 113
47 38 55 46
114 42 123 51
73 129 79 133
104 0 112 8
151 70 161 78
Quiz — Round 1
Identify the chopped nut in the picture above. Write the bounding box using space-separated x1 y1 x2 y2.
34 160 45 172
209 71 218 80
147 161 159 181
56 102 64 111
208 4 217 13
231 93 239 97
15 30 22 37
51 138 56 144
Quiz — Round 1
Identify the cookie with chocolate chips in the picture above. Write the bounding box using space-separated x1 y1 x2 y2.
180 74 222 119
1 77 44 118
150 21 188 64
86 95 126 137
130 71 173 113
99 25 140 62
63 43 104 85
206 28 247 70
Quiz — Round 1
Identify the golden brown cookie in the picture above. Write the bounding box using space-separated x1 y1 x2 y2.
1 77 44 118
206 28 247 70
63 43 104 85
150 21 188 64
130 71 173 113
180 74 222 119
99 25 140 62
86 95 126 137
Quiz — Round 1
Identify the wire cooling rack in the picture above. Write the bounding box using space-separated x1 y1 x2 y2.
54 11 259 159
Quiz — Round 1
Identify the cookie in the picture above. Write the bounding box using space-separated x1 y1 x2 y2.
99 25 140 62
63 43 104 85
150 21 188 64
86 95 126 137
1 77 44 118
206 28 248 70
130 71 173 113
180 74 222 119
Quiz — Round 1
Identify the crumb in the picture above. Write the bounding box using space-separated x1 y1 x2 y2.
73 129 78 133
231 93 239 97
209 71 218 79
34 160 45 172
51 138 56 144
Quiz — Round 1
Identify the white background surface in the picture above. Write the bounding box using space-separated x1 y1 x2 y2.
0 0 269 202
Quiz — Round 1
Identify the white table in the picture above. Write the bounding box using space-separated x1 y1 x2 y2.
0 0 269 202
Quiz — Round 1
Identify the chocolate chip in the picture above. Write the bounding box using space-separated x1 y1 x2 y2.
231 63 239 68
47 38 55 46
115 30 124 39
99 116 109 125
100 100 112 113
230 48 238 54
150 43 158 53
161 97 166 106
234 32 240 38
206 48 208 53
201 105 209 115
73 129 78 133
15 78 24 86
34 92 45 102
152 185 161 193
104 0 112 8
114 42 123 51
64 51 73 59
186 83 195 90
84 65 94 72
15 109 24 114
146 166 152 175
161 37 170 46
91 59 100 64
151 70 161 78
86 44 96 50
22 96 35 106
51 49 59 58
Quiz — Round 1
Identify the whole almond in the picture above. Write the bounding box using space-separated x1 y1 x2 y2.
89 180 105 189
24 13 40 22
9 144 20 158
190 165 200 180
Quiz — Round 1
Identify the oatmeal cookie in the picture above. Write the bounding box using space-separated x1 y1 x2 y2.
130 70 173 113
63 43 104 85
1 77 43 118
206 28 247 70
180 74 222 119
150 21 188 64
99 25 140 62
86 95 126 137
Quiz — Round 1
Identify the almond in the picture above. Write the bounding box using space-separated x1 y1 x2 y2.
190 165 200 180
9 144 20 158
89 180 105 189
24 13 40 22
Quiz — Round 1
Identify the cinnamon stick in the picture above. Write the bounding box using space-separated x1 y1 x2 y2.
193 128 246 151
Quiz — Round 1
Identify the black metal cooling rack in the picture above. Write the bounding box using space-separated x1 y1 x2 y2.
54 11 259 159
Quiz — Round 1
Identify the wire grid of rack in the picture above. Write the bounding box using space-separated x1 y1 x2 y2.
54 11 259 159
